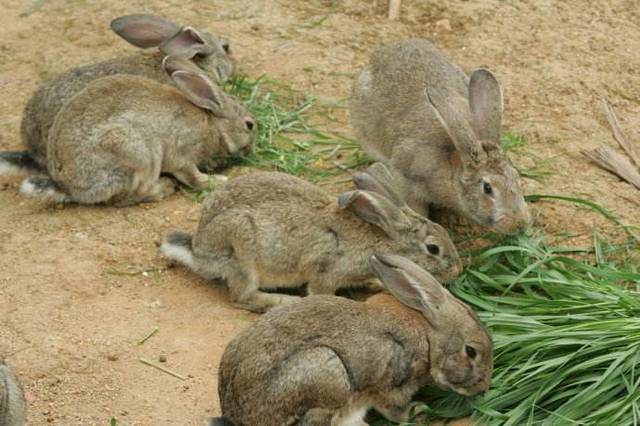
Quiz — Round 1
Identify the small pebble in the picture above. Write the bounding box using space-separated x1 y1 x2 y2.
159 354 167 363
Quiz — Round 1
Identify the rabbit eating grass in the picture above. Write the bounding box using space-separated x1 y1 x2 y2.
19 59 256 206
351 38 531 233
211 254 492 426
161 171 462 313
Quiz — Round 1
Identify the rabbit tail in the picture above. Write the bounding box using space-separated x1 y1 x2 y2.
0 151 42 175
161 231 195 269
19 175 69 203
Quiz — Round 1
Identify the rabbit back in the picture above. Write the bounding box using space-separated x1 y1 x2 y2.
218 294 430 425
21 52 167 167
352 38 470 161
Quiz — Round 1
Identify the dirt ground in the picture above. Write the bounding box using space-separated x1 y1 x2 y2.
0 0 639 425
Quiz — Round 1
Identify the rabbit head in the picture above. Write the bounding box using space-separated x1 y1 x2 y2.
111 14 235 82
164 58 256 169
352 163 463 283
370 254 493 396
339 186 462 284
426 69 531 234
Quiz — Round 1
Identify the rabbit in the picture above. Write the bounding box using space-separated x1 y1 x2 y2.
18 59 256 206
0 360 26 426
351 38 531 234
0 13 235 172
210 253 493 426
161 171 462 313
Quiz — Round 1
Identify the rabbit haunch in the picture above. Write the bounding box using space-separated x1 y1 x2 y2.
351 38 531 233
0 361 26 426
161 171 461 313
212 254 492 426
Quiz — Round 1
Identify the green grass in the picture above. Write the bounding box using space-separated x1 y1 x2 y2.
501 132 552 181
222 74 371 178
398 233 640 426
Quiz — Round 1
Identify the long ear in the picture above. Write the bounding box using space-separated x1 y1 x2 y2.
170 71 225 116
110 14 179 48
469 69 503 142
369 254 447 326
352 162 405 206
162 55 201 76
337 190 410 238
425 87 482 164
160 27 214 58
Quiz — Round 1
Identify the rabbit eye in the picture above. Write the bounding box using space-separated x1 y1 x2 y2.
483 181 493 196
465 345 477 359
245 120 255 131
426 244 440 256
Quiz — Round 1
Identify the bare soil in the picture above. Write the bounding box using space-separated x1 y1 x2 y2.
0 0 638 424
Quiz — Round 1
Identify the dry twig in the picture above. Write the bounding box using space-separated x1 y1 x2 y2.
582 98 640 191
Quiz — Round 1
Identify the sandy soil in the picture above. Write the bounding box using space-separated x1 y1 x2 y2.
0 0 638 424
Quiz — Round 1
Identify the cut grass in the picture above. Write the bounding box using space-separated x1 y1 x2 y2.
402 233 640 426
222 74 371 179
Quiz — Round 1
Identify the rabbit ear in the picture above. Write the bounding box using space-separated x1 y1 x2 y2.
337 190 409 239
469 69 503 142
170 71 226 116
110 14 180 48
352 162 404 206
369 254 447 327
160 27 215 58
162 55 201 75
425 87 483 164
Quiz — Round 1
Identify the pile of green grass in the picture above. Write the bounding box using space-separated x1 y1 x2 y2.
405 233 640 425
223 75 370 179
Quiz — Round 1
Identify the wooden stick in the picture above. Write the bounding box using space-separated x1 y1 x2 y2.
388 0 401 20
137 328 159 346
602 97 640 168
139 358 187 380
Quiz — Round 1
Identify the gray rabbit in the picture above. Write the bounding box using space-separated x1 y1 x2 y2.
351 38 531 233
211 254 492 425
0 14 235 172
0 361 26 426
19 59 256 206
161 170 462 313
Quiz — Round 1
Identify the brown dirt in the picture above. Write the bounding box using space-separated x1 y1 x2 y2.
0 0 638 424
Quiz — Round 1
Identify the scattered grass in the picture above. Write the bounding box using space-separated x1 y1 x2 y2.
402 233 640 426
222 74 371 178
501 131 553 181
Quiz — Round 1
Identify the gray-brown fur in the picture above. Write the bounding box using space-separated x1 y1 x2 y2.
351 38 531 233
20 14 235 168
0 361 26 426
161 172 461 313
215 254 492 425
19 66 255 206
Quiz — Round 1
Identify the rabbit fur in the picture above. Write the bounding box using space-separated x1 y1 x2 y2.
19 62 255 206
211 254 492 426
0 361 26 426
351 38 531 233
161 171 462 313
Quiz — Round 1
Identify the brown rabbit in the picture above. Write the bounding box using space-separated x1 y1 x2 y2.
161 171 461 313
0 14 235 172
19 61 256 206
211 254 493 426
351 38 531 233
0 360 26 426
